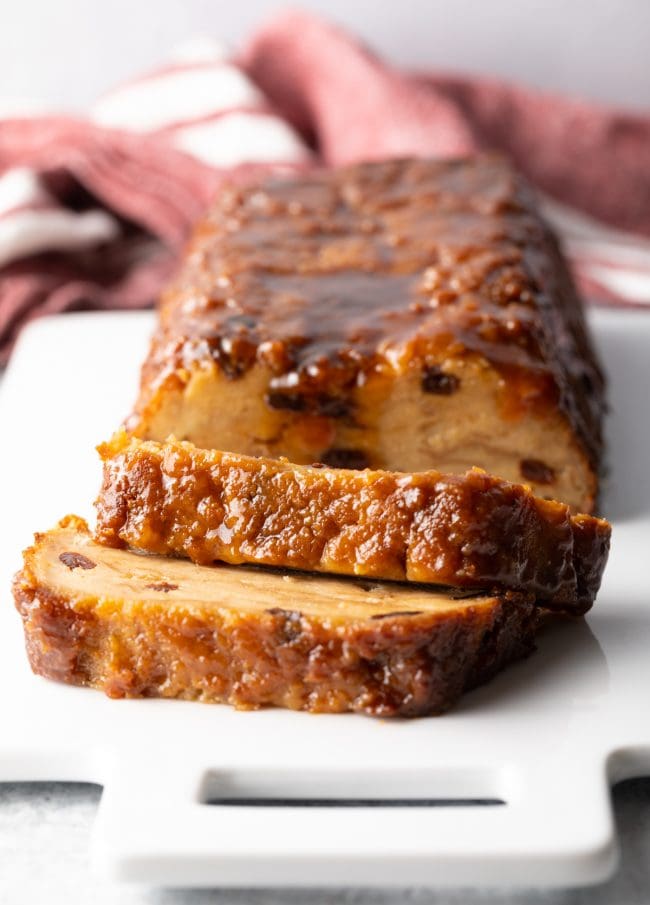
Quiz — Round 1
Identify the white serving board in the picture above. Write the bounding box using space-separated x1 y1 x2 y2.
0 309 649 889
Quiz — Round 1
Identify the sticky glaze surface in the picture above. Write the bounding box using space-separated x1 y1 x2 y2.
132 156 604 470
95 433 611 611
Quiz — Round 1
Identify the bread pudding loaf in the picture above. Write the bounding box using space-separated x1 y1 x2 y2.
127 155 604 512
95 432 610 612
14 517 539 717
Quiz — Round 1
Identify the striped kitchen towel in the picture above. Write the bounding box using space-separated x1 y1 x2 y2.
0 39 310 364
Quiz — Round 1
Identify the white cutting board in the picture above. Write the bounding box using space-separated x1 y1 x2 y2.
0 309 648 889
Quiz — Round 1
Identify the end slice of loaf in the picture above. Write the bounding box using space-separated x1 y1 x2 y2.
95 432 611 612
13 517 539 717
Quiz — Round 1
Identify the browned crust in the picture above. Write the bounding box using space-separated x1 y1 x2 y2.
95 433 610 612
13 518 539 717
130 155 604 477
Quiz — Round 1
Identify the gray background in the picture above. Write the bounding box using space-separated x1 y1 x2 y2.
1 0 649 110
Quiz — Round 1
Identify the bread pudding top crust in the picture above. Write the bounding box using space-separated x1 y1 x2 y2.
138 155 604 467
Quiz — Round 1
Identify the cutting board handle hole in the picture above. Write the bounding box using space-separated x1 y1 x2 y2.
202 797 505 807
199 767 507 807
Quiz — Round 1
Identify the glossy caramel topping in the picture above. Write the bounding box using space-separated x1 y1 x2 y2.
144 156 604 464
96 433 611 611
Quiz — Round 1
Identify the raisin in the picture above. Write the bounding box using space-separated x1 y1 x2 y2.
520 458 555 484
320 448 369 469
422 365 460 395
265 392 307 412
59 552 96 571
146 582 178 593
265 392 350 418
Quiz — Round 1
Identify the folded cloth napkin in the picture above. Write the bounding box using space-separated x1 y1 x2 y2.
1 11 649 365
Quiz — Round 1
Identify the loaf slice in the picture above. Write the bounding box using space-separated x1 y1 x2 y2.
95 432 611 613
127 156 604 512
13 517 539 717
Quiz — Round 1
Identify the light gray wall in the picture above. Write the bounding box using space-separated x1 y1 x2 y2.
1 0 648 110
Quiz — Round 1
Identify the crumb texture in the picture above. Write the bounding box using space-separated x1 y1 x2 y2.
13 518 541 717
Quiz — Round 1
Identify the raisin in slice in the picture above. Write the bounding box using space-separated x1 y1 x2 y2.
422 365 460 395
59 552 96 571
520 458 555 484
320 448 370 469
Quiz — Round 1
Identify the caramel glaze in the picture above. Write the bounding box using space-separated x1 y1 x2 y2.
132 155 604 468
14 518 539 717
95 433 611 612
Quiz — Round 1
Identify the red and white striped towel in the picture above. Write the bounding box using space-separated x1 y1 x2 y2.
0 38 309 363
1 12 649 364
